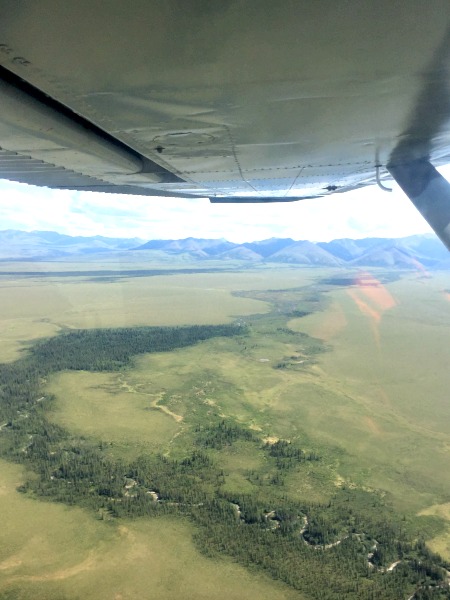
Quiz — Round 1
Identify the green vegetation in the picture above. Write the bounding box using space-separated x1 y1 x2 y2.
288 273 450 512
0 268 273 361
47 371 180 460
195 420 256 449
265 439 319 469
31 324 240 372
1 273 449 600
0 461 298 600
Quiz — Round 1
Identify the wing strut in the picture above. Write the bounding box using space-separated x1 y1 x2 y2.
388 159 450 251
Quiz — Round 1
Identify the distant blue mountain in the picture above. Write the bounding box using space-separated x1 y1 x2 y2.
0 230 447 269
133 233 448 269
0 230 145 260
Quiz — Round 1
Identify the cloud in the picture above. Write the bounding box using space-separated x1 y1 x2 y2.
0 173 439 242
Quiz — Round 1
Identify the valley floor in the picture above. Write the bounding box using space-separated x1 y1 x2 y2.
0 263 449 599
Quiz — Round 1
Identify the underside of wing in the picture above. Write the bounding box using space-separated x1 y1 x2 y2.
0 0 450 248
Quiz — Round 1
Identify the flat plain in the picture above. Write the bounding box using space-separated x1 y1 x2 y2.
0 262 319 362
289 273 450 513
0 460 299 600
1 260 449 599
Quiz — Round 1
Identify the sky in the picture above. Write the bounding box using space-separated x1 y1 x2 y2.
1 167 448 243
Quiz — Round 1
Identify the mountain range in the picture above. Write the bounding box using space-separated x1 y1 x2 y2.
0 230 145 260
0 230 448 270
126 234 450 269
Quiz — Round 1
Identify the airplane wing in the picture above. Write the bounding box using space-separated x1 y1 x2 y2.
0 1 450 248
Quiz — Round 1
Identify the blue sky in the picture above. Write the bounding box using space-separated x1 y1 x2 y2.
1 168 447 242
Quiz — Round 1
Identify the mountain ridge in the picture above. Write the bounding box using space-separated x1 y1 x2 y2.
0 230 447 269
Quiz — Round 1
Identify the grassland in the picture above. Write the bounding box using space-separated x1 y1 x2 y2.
47 371 182 459
0 460 299 600
287 273 450 512
0 264 317 362
51 276 448 485
1 262 450 598
44 268 450 554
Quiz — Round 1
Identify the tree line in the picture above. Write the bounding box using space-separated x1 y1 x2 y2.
0 323 448 600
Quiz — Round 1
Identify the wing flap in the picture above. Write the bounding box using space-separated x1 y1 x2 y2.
0 147 205 197
0 65 187 195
